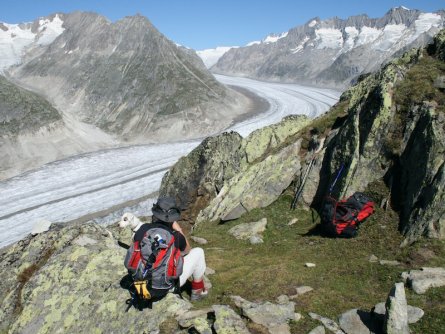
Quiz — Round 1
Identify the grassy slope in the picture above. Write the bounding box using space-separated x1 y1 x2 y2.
191 186 445 333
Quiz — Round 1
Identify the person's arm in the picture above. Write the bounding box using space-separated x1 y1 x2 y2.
172 221 191 254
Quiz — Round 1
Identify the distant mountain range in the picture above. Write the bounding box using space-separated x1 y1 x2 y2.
206 7 445 88
0 12 249 179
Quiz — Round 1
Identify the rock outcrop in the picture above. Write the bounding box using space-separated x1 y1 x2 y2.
160 115 309 224
162 30 445 244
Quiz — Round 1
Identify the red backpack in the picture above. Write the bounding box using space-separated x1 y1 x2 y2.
321 192 375 238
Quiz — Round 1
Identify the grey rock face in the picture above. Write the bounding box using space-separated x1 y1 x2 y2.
401 267 445 294
314 31 445 243
213 8 444 89
384 283 409 334
309 326 326 334
6 12 248 142
160 115 309 224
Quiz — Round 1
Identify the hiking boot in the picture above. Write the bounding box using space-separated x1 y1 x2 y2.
190 288 208 301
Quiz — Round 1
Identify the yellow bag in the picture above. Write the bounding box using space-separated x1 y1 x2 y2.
134 281 151 300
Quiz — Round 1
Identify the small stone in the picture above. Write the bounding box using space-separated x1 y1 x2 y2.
288 218 299 226
205 267 215 275
276 295 290 304
191 236 208 245
305 263 316 268
31 219 52 235
294 312 302 322
379 260 401 266
295 286 313 295
369 254 379 263
249 235 264 244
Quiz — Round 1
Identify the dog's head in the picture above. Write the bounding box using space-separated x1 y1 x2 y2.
119 212 142 231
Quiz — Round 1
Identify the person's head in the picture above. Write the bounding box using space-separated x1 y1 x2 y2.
151 196 180 224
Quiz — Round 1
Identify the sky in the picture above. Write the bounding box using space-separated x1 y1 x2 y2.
1 0 444 50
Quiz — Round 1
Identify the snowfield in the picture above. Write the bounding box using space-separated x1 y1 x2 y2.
0 76 340 248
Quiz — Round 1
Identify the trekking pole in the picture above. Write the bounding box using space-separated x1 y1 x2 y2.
291 155 316 210
328 164 345 196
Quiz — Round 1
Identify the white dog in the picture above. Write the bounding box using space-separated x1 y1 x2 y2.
119 212 144 237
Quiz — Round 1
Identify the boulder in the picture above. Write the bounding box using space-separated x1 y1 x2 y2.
0 222 193 334
338 309 375 334
160 115 309 224
212 305 250 334
177 308 213 334
384 283 409 334
197 140 302 224
228 218 267 241
309 312 345 334
373 302 424 324
231 295 296 334
401 267 445 294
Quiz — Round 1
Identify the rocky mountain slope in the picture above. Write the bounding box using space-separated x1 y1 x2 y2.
5 12 248 141
161 29 445 245
0 75 116 180
0 12 251 179
212 7 445 89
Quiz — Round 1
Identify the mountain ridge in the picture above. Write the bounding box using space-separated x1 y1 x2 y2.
211 7 445 88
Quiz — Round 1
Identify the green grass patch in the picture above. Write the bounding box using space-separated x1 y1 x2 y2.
394 52 445 114
190 193 445 333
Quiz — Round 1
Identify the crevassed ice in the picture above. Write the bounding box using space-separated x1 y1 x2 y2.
315 28 343 49
415 13 442 35
374 24 406 52
355 26 381 47
0 14 64 72
344 26 359 51
0 23 35 71
37 14 65 45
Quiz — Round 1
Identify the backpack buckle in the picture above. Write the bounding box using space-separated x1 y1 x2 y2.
134 281 151 300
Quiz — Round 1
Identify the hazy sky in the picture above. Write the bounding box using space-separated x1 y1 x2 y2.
1 0 443 49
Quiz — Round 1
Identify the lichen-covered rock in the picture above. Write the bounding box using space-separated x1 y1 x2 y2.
0 222 193 334
212 305 250 334
160 131 245 221
177 308 213 334
196 140 301 224
384 283 409 334
228 218 267 241
242 115 309 163
159 115 308 224
313 33 445 244
231 295 296 334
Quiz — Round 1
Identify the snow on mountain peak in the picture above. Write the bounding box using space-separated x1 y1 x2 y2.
263 31 288 44
197 46 238 68
0 14 65 72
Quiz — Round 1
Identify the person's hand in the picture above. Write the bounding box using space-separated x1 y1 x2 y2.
172 221 183 233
